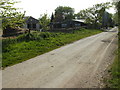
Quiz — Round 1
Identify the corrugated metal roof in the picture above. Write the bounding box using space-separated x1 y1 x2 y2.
72 19 85 23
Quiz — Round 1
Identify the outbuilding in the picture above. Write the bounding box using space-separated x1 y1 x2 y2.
23 16 40 30
50 19 87 29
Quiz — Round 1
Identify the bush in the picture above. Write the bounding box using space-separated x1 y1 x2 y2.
39 32 51 39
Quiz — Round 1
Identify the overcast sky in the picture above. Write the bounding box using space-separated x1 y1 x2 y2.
14 0 115 19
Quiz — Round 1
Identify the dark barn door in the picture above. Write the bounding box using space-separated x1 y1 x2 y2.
27 24 36 29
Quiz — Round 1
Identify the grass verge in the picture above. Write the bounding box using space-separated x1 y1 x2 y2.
105 30 120 89
2 29 102 68
106 53 120 88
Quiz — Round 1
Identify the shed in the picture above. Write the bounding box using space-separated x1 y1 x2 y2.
50 19 87 29
23 16 40 30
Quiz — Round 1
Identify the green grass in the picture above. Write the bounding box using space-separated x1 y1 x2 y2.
0 40 2 68
106 52 120 89
106 28 120 89
106 2 120 89
2 29 102 68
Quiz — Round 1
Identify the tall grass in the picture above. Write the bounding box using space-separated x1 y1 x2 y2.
106 47 120 88
106 1 120 89
2 29 102 68
106 28 120 88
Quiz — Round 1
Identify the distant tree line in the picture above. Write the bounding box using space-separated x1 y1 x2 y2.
0 0 118 34
49 2 115 29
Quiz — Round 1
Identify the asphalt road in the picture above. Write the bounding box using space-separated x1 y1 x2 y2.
2 27 118 88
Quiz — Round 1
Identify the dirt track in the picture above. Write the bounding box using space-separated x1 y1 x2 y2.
2 27 118 88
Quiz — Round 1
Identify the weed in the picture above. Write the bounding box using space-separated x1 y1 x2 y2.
2 29 102 68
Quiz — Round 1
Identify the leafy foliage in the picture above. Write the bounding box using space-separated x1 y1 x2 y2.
0 0 25 31
76 2 112 28
105 1 120 88
113 12 118 25
39 13 50 30
54 6 74 22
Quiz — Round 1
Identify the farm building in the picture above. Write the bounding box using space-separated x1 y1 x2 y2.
50 19 87 29
23 16 40 30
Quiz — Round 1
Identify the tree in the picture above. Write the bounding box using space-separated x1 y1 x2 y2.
108 13 115 27
50 13 54 22
54 6 74 22
112 1 120 28
113 12 118 25
76 2 112 28
114 1 120 40
39 13 50 30
118 2 120 31
102 11 114 28
0 0 25 34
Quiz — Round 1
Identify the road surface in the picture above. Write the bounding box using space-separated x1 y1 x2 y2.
2 27 118 88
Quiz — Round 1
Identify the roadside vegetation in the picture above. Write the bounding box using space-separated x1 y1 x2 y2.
2 29 102 68
105 40 120 88
105 1 120 89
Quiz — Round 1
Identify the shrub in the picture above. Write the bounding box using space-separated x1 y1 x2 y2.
39 32 51 39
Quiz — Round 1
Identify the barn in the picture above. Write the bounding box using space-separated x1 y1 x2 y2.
50 19 87 29
23 16 40 30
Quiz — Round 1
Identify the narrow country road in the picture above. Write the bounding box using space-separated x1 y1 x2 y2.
2 27 118 88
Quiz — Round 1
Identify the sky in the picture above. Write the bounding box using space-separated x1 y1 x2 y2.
14 0 115 19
